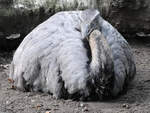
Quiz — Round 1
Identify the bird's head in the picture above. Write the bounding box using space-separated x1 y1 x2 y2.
80 9 103 41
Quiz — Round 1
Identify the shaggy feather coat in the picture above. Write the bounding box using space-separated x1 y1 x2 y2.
9 9 136 100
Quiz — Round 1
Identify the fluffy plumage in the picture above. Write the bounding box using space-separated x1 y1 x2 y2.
9 9 136 100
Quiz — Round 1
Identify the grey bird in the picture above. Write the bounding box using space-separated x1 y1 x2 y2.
9 9 136 100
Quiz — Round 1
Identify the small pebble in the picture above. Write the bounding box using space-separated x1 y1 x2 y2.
80 103 84 107
6 101 9 104
122 104 130 109
31 99 35 103
82 106 88 112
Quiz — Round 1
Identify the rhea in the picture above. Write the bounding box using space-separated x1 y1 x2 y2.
9 9 136 100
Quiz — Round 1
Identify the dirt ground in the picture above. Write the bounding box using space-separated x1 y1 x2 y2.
0 38 150 113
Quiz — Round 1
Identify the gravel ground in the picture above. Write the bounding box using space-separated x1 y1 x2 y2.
0 38 150 113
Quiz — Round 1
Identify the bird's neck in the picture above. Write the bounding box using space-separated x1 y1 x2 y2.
89 30 102 75
87 30 114 99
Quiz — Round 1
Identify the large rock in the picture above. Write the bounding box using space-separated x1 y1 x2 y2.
0 0 150 50
108 0 150 37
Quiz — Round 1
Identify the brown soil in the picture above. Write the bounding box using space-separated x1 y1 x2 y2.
0 38 150 113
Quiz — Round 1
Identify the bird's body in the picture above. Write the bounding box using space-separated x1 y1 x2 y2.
9 9 136 100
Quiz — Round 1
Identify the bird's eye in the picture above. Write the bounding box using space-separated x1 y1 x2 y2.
75 27 81 32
